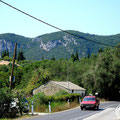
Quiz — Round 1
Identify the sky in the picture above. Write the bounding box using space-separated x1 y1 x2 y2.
0 0 120 38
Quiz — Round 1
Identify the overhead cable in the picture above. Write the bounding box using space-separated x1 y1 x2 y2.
0 0 115 47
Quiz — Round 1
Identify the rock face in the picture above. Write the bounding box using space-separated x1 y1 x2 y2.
32 34 77 51
0 39 14 52
39 40 62 51
0 39 14 57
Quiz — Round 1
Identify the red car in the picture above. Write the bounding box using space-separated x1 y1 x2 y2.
80 96 100 110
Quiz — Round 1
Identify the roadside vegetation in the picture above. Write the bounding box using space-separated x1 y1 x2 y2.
29 91 80 112
0 44 120 118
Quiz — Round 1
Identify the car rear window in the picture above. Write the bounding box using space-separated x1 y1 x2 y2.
83 97 95 101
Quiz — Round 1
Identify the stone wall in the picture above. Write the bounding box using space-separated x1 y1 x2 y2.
68 90 85 96
33 82 67 96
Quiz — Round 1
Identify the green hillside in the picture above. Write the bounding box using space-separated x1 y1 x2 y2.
0 33 32 44
0 30 120 60
0 45 120 100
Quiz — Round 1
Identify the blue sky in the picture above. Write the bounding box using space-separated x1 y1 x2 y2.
0 0 120 37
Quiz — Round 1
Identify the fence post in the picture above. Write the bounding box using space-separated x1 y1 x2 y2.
68 99 70 107
31 101 34 115
49 101 51 113
79 97 81 104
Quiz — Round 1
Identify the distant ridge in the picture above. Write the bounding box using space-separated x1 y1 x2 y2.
0 30 120 60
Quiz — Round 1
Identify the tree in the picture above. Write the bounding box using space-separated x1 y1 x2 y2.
42 57 44 60
74 51 79 61
17 51 25 61
70 53 75 61
51 56 56 61
6 50 9 57
98 48 103 53
1 50 9 59
17 92 26 115
81 48 120 100
70 52 79 62
2 51 7 59
0 87 13 118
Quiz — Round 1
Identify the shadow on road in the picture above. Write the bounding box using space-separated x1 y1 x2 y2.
82 108 104 111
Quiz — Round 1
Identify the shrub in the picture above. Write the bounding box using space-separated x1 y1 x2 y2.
29 92 81 112
30 92 46 104
55 90 68 96
30 92 81 104
0 88 13 118
3 56 10 61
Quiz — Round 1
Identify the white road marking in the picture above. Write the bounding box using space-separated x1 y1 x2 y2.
70 103 118 120
84 108 116 120
69 112 97 120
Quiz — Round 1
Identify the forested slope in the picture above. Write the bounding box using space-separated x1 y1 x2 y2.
0 45 120 100
1 31 120 60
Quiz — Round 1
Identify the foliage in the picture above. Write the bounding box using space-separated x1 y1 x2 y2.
70 51 79 62
55 90 68 96
30 92 80 104
51 100 79 112
82 47 120 100
0 88 13 118
3 56 10 61
29 92 80 112
17 51 25 61
30 92 46 104
1 31 120 60
0 87 12 104
0 65 10 88
24 67 51 95
16 92 28 115
2 50 9 59
0 44 120 101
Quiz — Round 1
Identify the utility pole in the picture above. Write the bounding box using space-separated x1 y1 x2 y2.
10 43 17 90
67 62 69 91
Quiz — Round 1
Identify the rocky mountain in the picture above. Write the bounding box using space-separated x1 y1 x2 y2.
0 33 32 58
0 30 120 60
34 33 77 51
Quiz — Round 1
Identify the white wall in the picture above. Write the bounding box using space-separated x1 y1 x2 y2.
68 90 85 96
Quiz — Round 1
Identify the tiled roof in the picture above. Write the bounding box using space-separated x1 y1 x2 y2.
0 60 10 65
0 60 20 66
51 81 86 90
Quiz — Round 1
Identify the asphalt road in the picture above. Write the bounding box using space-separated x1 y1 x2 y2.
23 101 120 120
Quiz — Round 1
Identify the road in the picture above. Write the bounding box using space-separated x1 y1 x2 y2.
23 101 120 120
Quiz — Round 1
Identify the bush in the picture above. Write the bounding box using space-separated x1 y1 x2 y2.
55 90 68 96
51 93 81 102
29 92 81 112
30 92 81 104
0 88 13 118
0 87 12 104
3 56 11 61
30 92 46 104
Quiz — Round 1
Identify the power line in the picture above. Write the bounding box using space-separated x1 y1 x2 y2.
0 0 115 47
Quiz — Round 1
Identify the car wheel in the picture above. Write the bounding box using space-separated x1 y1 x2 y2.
83 107 86 111
97 105 99 110
81 107 83 110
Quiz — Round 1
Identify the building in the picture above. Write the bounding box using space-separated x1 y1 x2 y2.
33 81 86 96
0 60 10 66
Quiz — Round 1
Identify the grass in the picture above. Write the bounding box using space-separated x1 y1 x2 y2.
34 104 48 113
32 100 79 113
0 115 33 120
51 101 79 112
